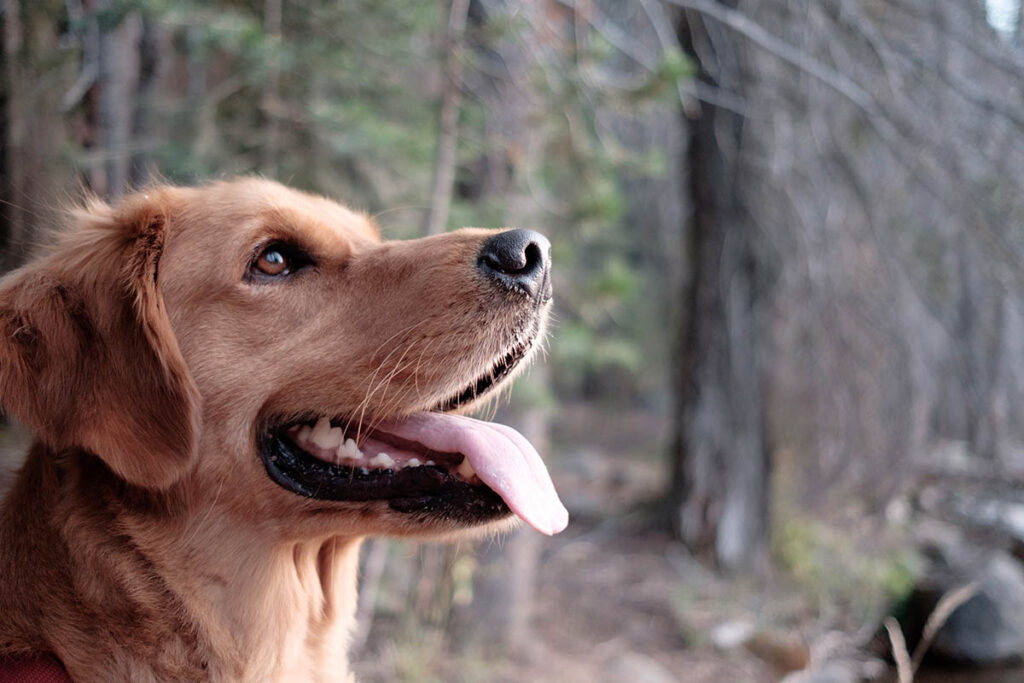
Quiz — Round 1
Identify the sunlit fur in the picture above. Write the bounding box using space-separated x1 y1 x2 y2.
0 178 550 682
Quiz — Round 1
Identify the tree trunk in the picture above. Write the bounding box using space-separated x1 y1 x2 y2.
261 0 282 178
96 5 141 199
1 0 26 271
667 7 770 572
129 14 160 188
423 0 470 236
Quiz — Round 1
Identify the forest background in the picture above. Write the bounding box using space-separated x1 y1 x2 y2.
2 1 1024 681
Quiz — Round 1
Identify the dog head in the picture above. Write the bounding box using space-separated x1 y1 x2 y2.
0 178 567 538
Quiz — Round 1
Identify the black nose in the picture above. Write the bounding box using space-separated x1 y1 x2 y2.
478 229 552 301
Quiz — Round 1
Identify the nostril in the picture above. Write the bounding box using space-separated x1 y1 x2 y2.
478 228 552 299
521 242 542 275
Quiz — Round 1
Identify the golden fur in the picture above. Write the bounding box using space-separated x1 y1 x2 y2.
0 178 547 681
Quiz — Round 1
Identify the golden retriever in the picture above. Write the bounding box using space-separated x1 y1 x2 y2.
0 178 567 682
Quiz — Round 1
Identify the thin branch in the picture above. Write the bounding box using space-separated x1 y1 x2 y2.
565 0 752 116
880 32 1024 133
637 0 699 115
887 0 1024 77
911 583 978 673
884 617 913 683
559 0 660 70
663 0 879 116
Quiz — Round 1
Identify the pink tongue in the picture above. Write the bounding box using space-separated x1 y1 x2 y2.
374 413 569 535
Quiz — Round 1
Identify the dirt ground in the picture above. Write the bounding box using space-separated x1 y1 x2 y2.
353 405 785 682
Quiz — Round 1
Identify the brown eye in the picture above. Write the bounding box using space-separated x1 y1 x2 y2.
255 246 291 276
248 241 313 282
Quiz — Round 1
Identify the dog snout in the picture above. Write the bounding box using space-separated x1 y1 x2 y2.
478 229 552 302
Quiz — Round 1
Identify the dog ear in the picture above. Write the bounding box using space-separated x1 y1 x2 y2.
0 191 200 489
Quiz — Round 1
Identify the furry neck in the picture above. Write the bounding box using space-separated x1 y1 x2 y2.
0 445 363 682
177 520 363 682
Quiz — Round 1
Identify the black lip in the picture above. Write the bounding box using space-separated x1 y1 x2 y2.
435 331 536 412
260 431 511 520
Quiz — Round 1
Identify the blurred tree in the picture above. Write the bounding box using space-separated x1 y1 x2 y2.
259 0 281 178
423 0 470 236
0 0 69 271
446 0 552 656
663 0 1024 574
667 2 769 572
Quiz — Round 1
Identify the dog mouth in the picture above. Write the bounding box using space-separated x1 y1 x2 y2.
259 334 568 535
434 331 534 412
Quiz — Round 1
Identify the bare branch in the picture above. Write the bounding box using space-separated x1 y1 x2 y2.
911 583 978 673
663 0 879 116
557 0 751 115
665 0 1024 292
884 617 913 683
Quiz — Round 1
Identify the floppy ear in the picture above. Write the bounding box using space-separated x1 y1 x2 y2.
0 191 200 489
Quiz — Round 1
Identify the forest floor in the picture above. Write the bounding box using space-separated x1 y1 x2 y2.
352 404 1024 683
355 405 792 682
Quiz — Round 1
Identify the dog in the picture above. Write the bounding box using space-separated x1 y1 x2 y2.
0 178 567 682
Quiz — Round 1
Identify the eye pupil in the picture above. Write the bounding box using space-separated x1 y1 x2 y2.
256 246 291 276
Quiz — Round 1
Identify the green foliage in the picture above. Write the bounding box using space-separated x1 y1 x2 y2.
628 48 696 102
557 322 643 372
43 0 685 411
507 367 558 414
96 0 441 207
486 18 688 407
773 516 919 622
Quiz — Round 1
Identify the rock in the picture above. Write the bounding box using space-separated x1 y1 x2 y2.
901 548 1024 665
781 657 886 683
710 619 810 674
780 661 858 683
710 619 755 649
930 554 1024 664
744 629 810 673
604 652 679 683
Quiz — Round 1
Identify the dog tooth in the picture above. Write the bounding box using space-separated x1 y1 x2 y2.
314 425 343 450
359 467 369 475
310 417 333 448
343 438 362 459
297 425 313 442
425 460 435 466
407 458 422 468
456 458 476 479
368 453 395 468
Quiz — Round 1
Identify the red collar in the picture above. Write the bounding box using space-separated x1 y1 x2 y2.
0 654 72 682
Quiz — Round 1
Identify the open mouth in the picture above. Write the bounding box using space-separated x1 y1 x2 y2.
259 335 568 535
262 417 511 524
